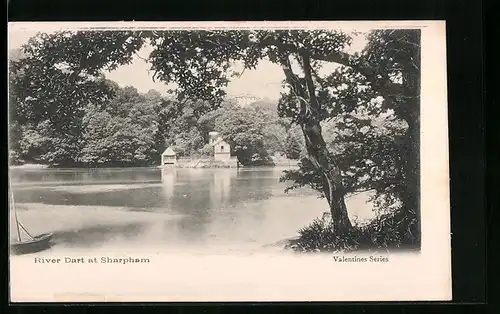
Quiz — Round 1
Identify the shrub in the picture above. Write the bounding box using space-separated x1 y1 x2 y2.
285 209 419 253
9 149 24 165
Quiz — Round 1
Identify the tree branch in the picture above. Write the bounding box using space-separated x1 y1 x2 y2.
263 38 408 112
277 53 309 117
300 53 320 113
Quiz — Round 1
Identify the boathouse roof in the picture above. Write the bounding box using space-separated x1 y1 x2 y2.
162 147 176 156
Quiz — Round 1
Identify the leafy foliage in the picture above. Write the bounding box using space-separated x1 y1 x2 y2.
286 211 419 253
198 101 290 165
10 77 295 167
283 131 303 160
78 87 160 166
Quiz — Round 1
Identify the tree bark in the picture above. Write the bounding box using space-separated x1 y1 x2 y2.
300 120 352 232
400 108 420 245
396 48 421 245
279 53 352 233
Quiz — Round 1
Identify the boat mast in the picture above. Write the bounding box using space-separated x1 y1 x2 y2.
9 176 22 242
10 187 22 242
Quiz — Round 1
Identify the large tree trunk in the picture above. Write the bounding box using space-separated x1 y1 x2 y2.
400 109 420 246
398 47 421 246
279 52 352 233
391 77 420 245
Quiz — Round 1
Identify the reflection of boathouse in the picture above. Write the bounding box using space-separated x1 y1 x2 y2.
209 170 235 208
161 147 177 166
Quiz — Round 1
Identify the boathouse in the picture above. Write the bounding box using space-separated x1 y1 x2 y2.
209 132 231 161
161 146 177 166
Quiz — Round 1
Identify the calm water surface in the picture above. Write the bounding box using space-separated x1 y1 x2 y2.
10 167 353 252
11 168 372 251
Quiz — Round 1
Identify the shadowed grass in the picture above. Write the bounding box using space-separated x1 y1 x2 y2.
285 209 419 253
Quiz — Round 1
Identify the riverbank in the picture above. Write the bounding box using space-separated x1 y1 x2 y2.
10 161 299 170
10 163 49 169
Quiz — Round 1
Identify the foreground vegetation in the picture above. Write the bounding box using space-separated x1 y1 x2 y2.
285 209 419 253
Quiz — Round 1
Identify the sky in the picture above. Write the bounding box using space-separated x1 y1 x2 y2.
9 27 368 105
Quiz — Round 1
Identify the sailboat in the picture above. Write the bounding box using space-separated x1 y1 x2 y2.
10 184 53 255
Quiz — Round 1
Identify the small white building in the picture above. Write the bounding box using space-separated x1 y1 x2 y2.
161 146 177 166
209 132 231 161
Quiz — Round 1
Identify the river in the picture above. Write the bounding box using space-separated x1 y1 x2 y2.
9 167 374 253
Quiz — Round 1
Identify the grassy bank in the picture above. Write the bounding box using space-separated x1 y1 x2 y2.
284 210 420 253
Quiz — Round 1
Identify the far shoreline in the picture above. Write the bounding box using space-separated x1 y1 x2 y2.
10 162 299 170
10 163 50 169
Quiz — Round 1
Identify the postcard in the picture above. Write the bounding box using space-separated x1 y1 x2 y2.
8 21 451 302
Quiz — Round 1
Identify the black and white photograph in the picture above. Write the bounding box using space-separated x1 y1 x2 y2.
8 21 451 302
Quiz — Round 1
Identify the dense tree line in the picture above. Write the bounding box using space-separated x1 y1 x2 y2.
9 56 305 167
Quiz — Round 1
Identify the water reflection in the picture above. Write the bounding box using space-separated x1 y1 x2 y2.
9 167 339 250
159 168 258 244
11 168 316 247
